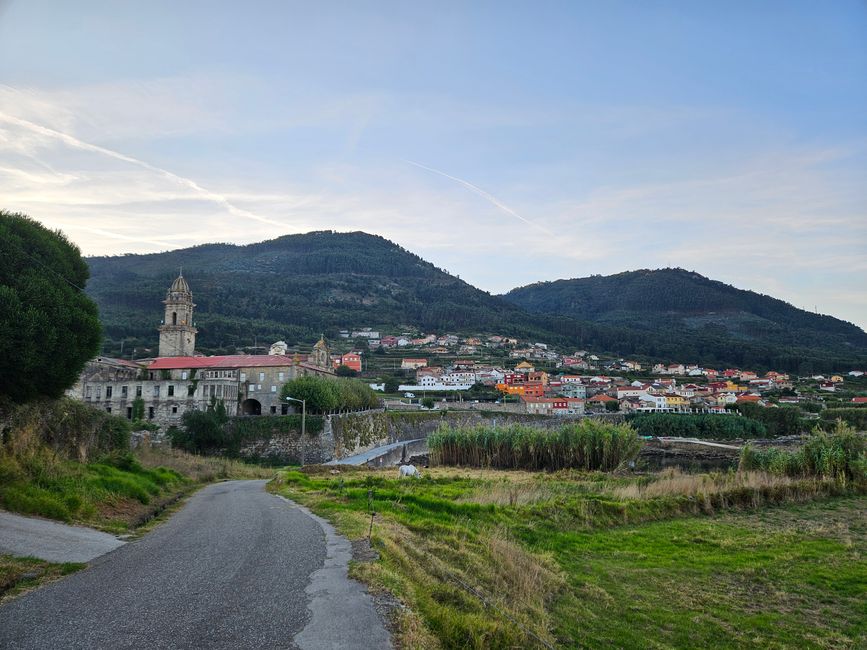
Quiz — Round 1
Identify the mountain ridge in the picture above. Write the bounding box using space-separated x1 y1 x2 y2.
84 233 867 373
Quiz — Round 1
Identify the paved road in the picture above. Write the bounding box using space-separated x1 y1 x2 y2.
0 511 126 562
0 480 391 650
326 438 426 465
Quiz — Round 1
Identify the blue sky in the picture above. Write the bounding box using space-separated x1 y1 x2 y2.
1 1 865 328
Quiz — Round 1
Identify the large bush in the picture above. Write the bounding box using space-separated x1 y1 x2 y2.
628 413 766 439
280 375 380 413
0 397 131 462
0 212 102 402
818 408 867 431
736 403 804 436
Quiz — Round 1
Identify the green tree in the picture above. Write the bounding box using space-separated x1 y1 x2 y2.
335 364 357 377
281 376 339 413
131 397 145 421
170 398 229 453
0 212 101 402
421 396 435 409
383 376 400 393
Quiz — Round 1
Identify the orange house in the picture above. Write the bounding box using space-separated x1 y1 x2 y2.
496 383 525 396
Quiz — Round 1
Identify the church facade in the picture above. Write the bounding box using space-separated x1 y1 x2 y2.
69 273 334 428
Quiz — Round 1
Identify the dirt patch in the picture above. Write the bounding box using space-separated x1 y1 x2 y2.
351 538 380 563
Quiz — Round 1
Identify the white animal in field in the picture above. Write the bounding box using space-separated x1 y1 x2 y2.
398 464 421 478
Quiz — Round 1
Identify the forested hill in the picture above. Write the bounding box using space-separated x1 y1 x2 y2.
86 231 547 354
86 235 867 373
503 268 867 372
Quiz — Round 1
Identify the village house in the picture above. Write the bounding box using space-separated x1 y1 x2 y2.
401 358 428 371
333 352 362 373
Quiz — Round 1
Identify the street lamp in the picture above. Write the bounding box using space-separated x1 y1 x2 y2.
284 396 306 466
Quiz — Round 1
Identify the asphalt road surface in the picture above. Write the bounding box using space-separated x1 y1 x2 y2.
0 510 126 562
0 480 391 650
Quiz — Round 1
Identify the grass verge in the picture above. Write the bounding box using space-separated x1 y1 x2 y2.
0 555 85 605
0 445 274 532
271 465 865 649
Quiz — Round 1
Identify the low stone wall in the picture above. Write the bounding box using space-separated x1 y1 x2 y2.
237 430 334 465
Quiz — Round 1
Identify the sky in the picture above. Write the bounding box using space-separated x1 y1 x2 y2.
1 1 865 328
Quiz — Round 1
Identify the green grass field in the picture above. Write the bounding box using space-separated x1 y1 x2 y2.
272 467 865 649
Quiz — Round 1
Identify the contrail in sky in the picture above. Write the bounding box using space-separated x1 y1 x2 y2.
0 110 293 231
405 159 552 234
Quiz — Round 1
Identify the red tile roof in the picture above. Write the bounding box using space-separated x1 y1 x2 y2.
148 355 298 370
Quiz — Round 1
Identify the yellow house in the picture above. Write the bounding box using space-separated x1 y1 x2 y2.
515 361 535 373
830 375 844 383
664 394 689 408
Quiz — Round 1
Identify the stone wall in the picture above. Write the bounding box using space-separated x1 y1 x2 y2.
235 409 566 464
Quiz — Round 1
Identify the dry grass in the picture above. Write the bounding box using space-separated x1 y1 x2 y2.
135 446 275 482
460 481 558 507
0 555 85 605
613 468 799 500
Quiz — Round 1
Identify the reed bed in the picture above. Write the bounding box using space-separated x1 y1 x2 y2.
739 421 866 483
428 420 642 471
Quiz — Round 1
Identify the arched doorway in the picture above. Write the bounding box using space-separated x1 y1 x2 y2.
241 398 261 415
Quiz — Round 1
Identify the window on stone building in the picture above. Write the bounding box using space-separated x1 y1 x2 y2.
181 371 188 380
148 407 154 419
126 407 132 419
106 407 112 413
271 385 277 393
168 385 174 397
121 385 128 397
153 385 160 397
136 386 142 397
172 406 178 414
85 386 92 399
259 372 265 381
96 387 102 399
270 406 277 414
106 386 113 399
278 372 284 381
240 372 246 382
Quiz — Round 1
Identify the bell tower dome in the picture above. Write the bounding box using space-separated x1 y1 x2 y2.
158 271 197 357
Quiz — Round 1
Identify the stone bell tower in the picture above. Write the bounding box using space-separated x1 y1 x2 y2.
158 271 197 357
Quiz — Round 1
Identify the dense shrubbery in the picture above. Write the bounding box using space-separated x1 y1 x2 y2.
169 400 324 457
428 420 642 471
818 408 867 431
735 403 804 436
0 398 131 462
739 422 866 483
628 413 767 439
280 375 380 414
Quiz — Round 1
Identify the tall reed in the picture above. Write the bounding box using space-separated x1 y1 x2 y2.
428 420 642 471
739 420 866 483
